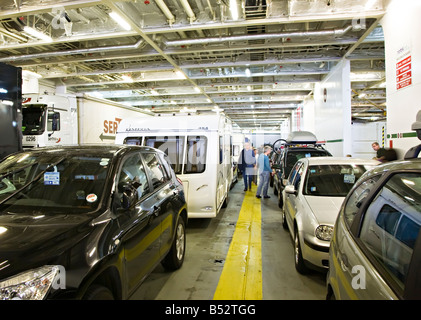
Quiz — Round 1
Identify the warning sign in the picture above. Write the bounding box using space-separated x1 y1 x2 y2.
396 55 412 90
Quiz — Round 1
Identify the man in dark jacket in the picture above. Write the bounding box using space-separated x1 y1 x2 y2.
238 142 256 191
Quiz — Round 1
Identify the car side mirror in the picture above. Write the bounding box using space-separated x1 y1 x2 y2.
119 183 138 210
285 185 296 195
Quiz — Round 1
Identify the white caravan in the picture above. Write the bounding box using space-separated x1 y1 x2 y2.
22 94 78 148
115 113 233 218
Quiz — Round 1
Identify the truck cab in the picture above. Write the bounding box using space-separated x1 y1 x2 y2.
22 94 78 148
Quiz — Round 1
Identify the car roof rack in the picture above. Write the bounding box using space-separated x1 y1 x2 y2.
271 131 328 154
404 110 421 160
285 131 327 149
286 131 317 144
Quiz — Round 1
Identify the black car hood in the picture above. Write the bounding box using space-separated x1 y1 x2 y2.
0 212 93 281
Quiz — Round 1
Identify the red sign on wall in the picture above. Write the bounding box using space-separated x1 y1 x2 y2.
396 55 412 90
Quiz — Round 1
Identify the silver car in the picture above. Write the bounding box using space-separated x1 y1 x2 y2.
327 159 421 300
282 157 379 274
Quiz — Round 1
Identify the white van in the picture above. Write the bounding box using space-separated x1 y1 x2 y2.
115 113 233 218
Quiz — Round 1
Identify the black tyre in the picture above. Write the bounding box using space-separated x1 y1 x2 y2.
294 230 309 274
282 211 288 230
162 217 186 270
83 284 114 300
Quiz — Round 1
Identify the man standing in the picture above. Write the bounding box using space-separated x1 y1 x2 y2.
256 146 273 199
238 142 256 191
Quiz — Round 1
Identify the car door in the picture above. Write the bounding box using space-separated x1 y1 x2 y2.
141 152 176 257
112 151 161 295
332 174 382 299
284 161 304 233
355 172 421 299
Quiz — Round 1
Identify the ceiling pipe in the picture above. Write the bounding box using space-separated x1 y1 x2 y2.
164 25 353 47
179 0 196 23
0 39 145 62
155 0 176 25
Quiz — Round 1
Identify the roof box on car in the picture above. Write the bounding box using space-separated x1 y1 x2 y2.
286 131 317 144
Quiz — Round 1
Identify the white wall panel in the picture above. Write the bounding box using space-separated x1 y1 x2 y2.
382 0 421 157
313 60 352 156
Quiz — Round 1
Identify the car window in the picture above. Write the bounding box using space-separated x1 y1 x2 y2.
118 153 150 200
284 149 330 177
359 173 421 291
343 175 381 226
142 153 169 189
303 164 368 197
0 154 110 213
161 154 174 180
291 162 304 190
288 162 302 185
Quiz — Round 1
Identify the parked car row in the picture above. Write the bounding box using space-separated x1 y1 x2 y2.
0 145 187 300
279 131 421 300
271 131 332 208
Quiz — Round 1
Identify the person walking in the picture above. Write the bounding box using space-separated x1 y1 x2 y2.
238 142 256 191
256 145 273 199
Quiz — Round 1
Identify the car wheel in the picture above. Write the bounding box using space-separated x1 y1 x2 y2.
282 211 288 230
162 217 186 271
326 286 336 300
294 230 309 274
83 284 114 300
277 189 283 209
222 194 229 208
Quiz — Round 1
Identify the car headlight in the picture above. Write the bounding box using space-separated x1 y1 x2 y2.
0 266 62 300
315 225 334 241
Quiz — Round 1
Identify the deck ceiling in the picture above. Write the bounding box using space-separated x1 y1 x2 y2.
0 0 386 131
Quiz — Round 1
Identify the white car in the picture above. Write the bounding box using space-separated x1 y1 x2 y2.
282 157 380 274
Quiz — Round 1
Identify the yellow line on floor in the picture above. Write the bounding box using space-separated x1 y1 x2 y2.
213 188 262 300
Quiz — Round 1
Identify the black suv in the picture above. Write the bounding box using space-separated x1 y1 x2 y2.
272 132 332 208
0 145 187 300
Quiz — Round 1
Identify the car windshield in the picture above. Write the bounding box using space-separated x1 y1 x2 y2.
285 150 330 177
303 164 368 197
0 152 111 214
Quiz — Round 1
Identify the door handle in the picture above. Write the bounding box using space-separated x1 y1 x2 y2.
153 206 161 216
339 253 349 272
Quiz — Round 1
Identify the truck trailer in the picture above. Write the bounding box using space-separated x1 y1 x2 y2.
22 93 152 148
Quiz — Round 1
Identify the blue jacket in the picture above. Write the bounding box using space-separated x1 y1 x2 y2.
258 154 271 173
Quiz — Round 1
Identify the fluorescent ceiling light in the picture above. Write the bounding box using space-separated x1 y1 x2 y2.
22 70 42 79
180 106 197 113
0 100 13 106
109 12 131 31
23 26 53 42
229 0 239 20
121 75 133 82
175 70 187 79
